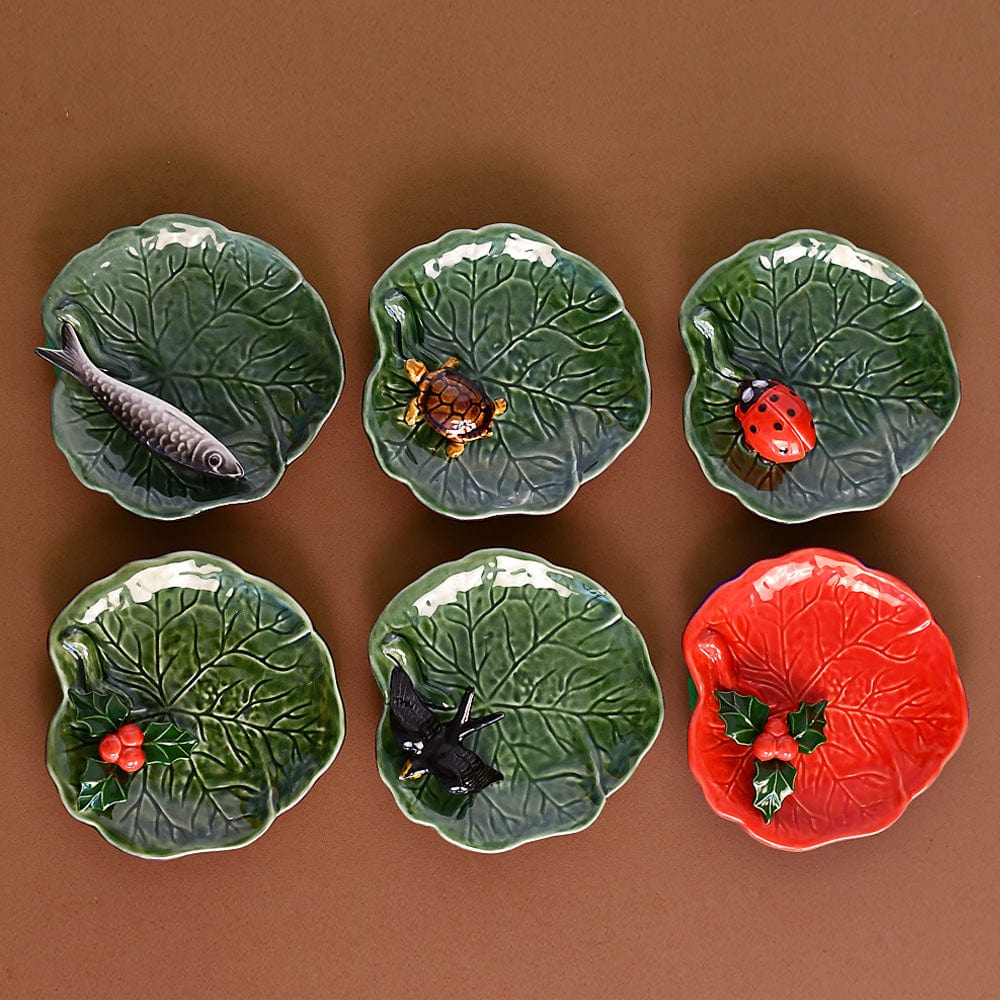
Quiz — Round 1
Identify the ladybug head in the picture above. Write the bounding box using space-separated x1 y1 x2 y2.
736 378 773 414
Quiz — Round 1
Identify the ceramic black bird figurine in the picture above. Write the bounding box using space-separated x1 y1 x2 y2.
388 666 505 794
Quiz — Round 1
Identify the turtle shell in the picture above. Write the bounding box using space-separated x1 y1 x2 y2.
418 368 497 442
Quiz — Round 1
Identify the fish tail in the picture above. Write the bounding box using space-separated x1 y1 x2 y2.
35 321 91 381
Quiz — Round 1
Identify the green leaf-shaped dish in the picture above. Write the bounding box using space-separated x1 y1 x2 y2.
680 230 960 522
46 552 345 858
40 215 344 519
369 549 663 852
363 225 650 518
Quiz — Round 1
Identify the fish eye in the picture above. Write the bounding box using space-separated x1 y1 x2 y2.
207 452 223 469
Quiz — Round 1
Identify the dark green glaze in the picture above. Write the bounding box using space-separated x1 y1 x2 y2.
46 552 345 858
681 230 960 522
364 225 650 518
369 549 663 852
40 215 344 519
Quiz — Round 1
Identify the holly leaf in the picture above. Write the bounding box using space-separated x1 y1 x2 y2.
752 760 797 823
715 689 769 745
143 721 198 764
77 758 129 813
788 699 828 754
69 688 130 738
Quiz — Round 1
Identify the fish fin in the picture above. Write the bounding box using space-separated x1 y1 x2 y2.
35 321 90 381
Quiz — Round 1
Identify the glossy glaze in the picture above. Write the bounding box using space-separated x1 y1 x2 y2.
363 225 650 518
46 552 345 858
40 215 344 519
684 548 968 850
369 549 663 851
680 230 960 521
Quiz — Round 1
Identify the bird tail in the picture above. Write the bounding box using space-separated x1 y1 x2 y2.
459 710 505 739
35 321 91 382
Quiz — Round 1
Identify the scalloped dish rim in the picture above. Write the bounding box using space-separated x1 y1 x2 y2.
680 228 961 524
45 550 347 860
369 547 665 852
684 547 969 851
40 214 345 521
362 223 651 520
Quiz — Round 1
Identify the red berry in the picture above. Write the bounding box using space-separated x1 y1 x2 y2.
99 733 122 763
752 732 777 760
117 723 144 747
118 746 145 772
765 715 787 737
775 735 799 761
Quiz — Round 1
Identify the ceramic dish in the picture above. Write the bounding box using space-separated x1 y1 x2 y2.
46 551 345 858
39 214 344 519
369 549 663 851
684 548 967 851
680 230 960 522
363 224 650 518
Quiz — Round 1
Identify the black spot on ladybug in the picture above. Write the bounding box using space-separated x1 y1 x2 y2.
758 404 766 412
749 425 757 433
788 408 796 417
770 394 780 402
810 420 815 427
774 422 783 431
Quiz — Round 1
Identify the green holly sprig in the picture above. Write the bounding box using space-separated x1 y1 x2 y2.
715 690 828 822
69 688 197 813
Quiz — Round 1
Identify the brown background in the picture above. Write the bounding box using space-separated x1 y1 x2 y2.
1 2 998 997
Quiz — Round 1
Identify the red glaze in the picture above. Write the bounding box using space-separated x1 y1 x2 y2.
735 379 816 463
117 723 144 747
118 747 146 773
99 733 122 764
685 549 968 851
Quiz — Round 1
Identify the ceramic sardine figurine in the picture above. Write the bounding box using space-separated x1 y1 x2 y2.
36 321 244 478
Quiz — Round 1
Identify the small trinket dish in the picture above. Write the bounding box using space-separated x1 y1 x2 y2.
680 230 960 522
369 549 663 851
38 214 344 519
363 224 650 519
684 548 968 850
46 552 345 858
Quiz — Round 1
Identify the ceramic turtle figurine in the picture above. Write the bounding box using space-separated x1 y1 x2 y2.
403 356 507 458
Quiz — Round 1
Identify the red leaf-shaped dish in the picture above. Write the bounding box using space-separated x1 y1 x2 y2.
685 549 968 850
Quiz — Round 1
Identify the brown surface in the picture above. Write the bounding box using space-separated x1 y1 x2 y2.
1 2 998 997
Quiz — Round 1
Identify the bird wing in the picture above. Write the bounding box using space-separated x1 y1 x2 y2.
388 667 442 748
434 744 503 795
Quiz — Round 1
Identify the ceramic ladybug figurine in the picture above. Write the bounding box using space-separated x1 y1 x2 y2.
403 356 507 459
735 379 816 464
